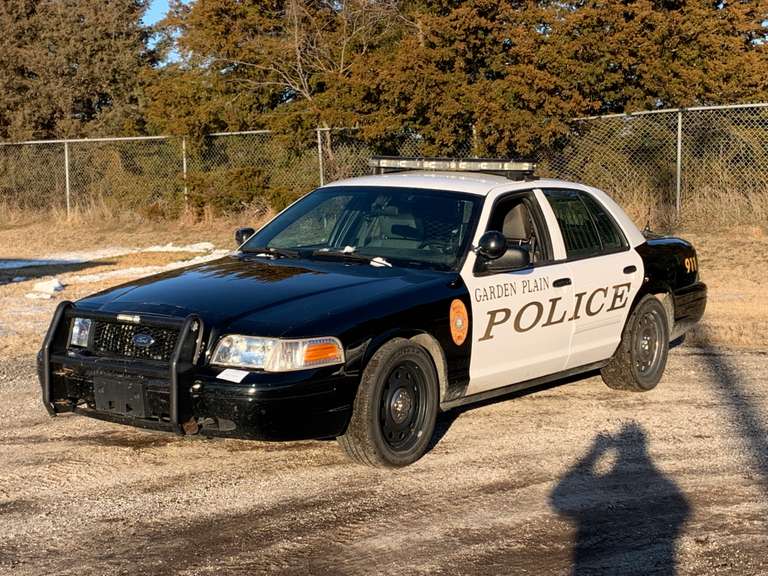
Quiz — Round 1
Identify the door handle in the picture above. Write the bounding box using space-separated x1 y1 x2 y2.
623 265 637 274
553 277 572 288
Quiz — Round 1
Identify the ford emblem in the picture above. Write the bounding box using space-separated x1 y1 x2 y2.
132 333 155 349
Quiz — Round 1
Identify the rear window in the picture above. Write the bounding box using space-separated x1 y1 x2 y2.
580 193 627 251
544 190 602 258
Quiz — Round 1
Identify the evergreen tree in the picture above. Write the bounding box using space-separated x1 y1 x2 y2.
150 0 764 154
0 0 153 141
145 0 402 136
546 0 768 114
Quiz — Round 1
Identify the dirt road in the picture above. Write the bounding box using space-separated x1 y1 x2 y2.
1 342 766 576
1 230 767 575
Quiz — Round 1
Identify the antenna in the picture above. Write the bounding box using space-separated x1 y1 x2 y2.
643 205 652 234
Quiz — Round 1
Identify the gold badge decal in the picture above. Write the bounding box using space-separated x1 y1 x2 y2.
450 299 469 346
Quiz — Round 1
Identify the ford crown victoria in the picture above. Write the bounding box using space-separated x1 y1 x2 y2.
38 157 707 467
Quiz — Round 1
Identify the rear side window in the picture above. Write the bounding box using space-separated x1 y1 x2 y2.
544 190 602 258
580 193 627 251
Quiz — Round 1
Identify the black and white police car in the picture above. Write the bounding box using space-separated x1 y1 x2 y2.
39 157 706 467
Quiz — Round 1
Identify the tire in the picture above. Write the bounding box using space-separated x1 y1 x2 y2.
337 338 439 467
601 294 670 392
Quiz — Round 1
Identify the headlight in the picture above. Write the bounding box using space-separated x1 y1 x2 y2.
69 318 92 347
210 335 277 369
211 335 344 372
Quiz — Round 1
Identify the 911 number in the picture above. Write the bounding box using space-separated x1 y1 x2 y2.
684 256 698 274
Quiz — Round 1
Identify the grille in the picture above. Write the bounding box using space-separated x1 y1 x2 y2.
92 321 180 362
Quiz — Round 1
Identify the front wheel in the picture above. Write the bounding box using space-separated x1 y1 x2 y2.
601 294 670 392
338 338 438 467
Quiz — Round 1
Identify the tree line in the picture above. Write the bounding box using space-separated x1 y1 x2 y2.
1 0 766 156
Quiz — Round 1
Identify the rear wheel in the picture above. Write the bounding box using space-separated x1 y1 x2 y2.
601 295 669 392
338 338 438 467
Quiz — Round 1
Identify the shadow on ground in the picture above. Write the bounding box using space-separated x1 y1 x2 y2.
426 337 697 575
550 422 690 575
695 328 768 494
0 259 114 284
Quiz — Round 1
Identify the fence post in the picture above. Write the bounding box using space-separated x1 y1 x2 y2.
182 137 189 207
63 141 71 218
316 128 325 186
675 110 683 219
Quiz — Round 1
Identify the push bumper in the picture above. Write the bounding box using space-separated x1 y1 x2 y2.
38 302 357 441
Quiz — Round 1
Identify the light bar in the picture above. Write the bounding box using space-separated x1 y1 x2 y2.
369 156 536 179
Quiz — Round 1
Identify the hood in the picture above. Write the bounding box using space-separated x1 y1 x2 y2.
76 255 449 333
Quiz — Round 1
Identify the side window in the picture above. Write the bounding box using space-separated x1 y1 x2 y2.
580 193 627 251
486 193 548 264
544 189 602 259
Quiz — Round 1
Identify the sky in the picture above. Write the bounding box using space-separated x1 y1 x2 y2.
143 0 171 26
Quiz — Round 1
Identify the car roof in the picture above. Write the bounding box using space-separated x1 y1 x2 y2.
324 170 646 247
326 171 585 196
327 171 515 195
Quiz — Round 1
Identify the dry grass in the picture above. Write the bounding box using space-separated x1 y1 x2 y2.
682 226 768 351
608 182 673 231
0 205 272 259
592 177 767 233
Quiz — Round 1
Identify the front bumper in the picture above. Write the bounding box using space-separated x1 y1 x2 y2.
38 302 357 441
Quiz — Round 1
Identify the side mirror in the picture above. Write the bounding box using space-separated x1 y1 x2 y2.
488 245 530 271
235 227 255 246
475 231 507 260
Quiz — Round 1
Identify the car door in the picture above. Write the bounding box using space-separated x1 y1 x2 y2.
461 188 575 396
542 188 644 369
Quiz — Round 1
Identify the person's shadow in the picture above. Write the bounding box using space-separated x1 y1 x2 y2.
550 422 690 575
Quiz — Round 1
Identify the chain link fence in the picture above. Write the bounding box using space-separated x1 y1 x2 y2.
0 142 68 212
1 103 767 226
185 131 320 215
317 128 471 184
542 103 768 227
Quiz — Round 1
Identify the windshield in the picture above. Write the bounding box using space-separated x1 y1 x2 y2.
242 186 482 271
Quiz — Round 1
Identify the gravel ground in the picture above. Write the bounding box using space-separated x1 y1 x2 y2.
1 343 766 576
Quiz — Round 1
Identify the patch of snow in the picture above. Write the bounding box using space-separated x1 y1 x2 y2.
25 292 53 300
25 278 65 299
69 250 230 284
0 243 221 271
12 276 27 283
142 242 216 253
33 279 65 294
44 247 139 262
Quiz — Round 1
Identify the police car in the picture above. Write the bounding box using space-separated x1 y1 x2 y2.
38 157 706 467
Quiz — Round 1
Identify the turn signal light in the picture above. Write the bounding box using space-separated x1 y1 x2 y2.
304 342 344 364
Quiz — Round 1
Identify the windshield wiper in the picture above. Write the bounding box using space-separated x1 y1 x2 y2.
310 249 392 267
241 246 299 259
310 249 371 263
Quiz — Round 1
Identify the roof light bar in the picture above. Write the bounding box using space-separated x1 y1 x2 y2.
369 156 537 180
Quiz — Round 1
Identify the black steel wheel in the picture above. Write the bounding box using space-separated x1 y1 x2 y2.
338 338 439 467
633 308 664 376
601 295 669 392
380 361 429 451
